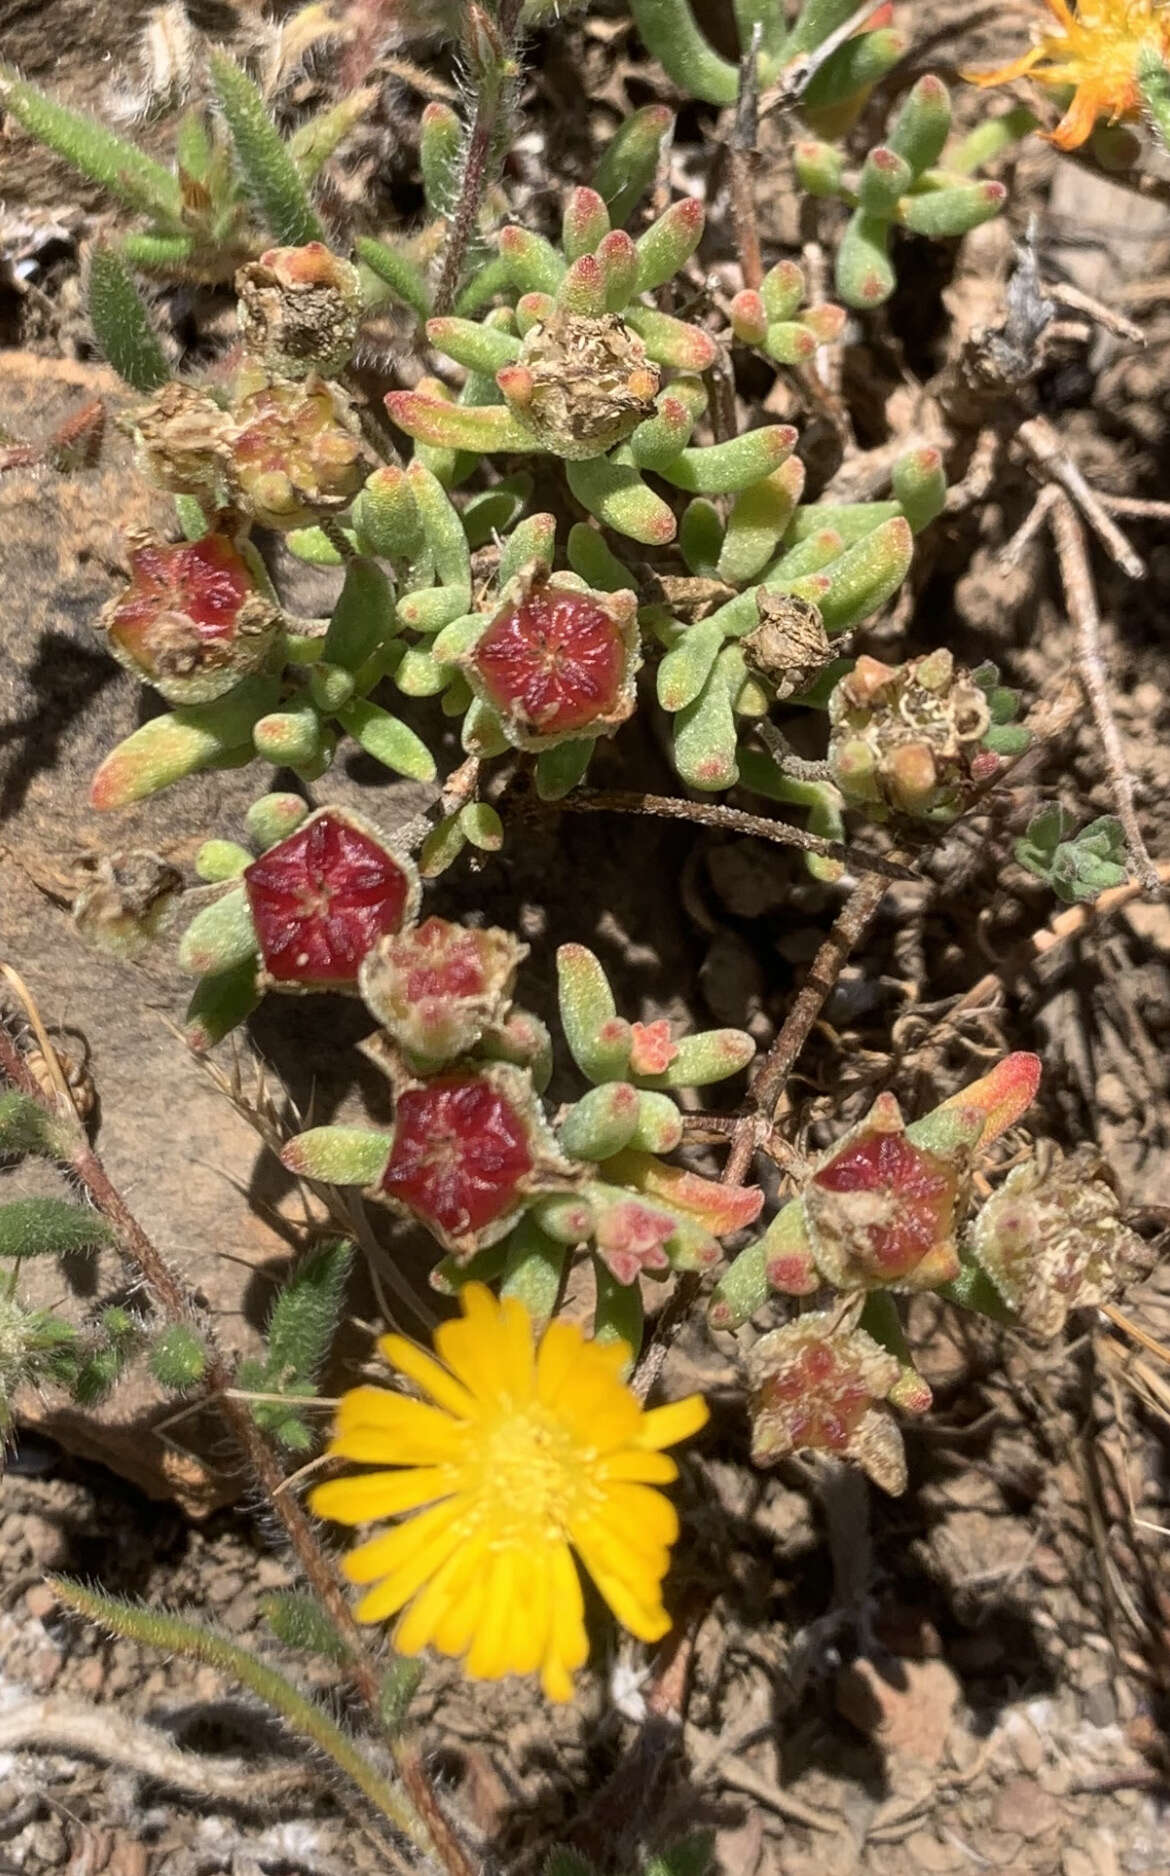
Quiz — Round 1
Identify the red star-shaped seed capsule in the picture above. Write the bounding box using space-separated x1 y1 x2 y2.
103 535 277 704
803 1095 962 1290
467 579 638 748
380 1073 535 1250
244 808 416 988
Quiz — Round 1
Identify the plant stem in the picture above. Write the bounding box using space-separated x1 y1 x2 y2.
0 1021 476 1876
728 30 764 293
1047 491 1160 894
555 787 916 880
723 870 887 1184
431 0 525 318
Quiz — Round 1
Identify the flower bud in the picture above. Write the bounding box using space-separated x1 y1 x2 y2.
236 243 362 379
461 569 641 750
101 533 279 704
501 308 659 460
243 806 419 990
359 918 527 1070
231 367 366 531
747 1311 929 1494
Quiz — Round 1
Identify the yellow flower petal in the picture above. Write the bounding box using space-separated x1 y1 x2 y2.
310 1467 455 1526
598 1483 681 1550
534 1316 587 1405
634 1394 708 1451
394 1542 484 1657
508 1544 552 1678
376 1334 479 1420
543 1541 588 1699
432 1555 488 1658
343 1498 462 1585
332 1388 468 1464
352 1514 466 1624
465 1550 515 1680
595 1449 678 1486
583 1550 672 1645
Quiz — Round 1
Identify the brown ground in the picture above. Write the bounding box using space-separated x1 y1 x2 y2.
2 3 1170 1873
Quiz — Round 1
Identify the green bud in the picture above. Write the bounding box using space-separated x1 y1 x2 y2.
150 1324 207 1390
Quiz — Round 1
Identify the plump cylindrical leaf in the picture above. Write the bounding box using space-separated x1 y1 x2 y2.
556 943 633 1082
566 456 676 544
355 236 431 318
282 1126 391 1185
628 0 738 104
896 180 1006 237
658 425 796 496
178 885 259 977
592 103 674 226
888 73 952 175
559 1082 641 1160
336 700 437 781
323 558 396 671
673 645 743 791
634 196 705 293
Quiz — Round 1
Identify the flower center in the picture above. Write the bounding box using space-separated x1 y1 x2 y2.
461 1403 594 1545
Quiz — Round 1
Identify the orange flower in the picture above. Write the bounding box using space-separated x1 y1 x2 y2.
965 0 1170 148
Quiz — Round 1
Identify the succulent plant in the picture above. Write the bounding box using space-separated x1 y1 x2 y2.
795 75 1013 308
1015 806 1129 902
283 938 758 1346
628 0 904 118
826 650 1030 823
710 1053 1044 1330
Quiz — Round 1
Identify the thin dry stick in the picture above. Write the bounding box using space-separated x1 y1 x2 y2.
1048 491 1161 894
1018 415 1146 580
431 0 524 318
723 871 889 1185
728 30 764 293
556 788 917 881
0 1020 476 1876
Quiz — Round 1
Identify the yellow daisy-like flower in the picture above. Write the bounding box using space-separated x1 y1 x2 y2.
965 0 1170 148
310 1283 708 1702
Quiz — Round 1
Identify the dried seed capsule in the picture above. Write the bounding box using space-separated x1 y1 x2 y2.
827 649 995 821
130 381 235 506
243 806 418 990
747 1311 930 1494
462 571 640 750
102 533 278 704
359 918 527 1071
236 243 362 379
499 307 659 460
231 367 366 531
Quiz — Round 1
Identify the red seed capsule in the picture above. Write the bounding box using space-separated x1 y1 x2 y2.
244 808 417 989
103 534 278 705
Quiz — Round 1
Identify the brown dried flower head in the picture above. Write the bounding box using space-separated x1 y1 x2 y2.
968 1144 1149 1338
742 592 832 700
498 309 660 460
129 381 235 507
828 649 994 820
237 243 363 380
72 850 183 959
